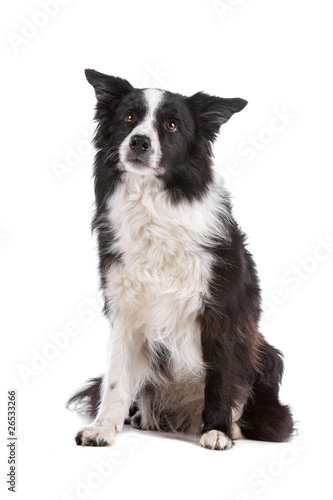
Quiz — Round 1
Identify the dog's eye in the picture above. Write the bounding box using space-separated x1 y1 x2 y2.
166 121 177 131
126 114 135 123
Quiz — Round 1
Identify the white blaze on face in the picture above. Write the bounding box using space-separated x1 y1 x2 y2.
119 88 165 175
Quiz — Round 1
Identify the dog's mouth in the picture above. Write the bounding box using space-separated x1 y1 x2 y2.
127 157 150 169
125 156 157 175
128 157 145 165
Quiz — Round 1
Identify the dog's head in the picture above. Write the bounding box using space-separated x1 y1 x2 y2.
86 69 247 201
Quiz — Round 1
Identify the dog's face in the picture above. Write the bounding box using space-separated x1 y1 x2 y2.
86 69 247 201
114 87 197 176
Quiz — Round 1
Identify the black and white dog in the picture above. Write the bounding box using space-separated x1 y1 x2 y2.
68 70 293 450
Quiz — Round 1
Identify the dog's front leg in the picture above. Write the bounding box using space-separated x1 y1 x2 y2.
199 309 235 451
75 324 136 447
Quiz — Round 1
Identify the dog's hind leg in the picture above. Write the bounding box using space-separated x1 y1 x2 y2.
240 341 294 442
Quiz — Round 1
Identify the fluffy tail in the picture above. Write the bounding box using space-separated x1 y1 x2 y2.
240 342 294 442
66 377 102 417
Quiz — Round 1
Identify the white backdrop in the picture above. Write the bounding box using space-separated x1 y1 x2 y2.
1 1 332 499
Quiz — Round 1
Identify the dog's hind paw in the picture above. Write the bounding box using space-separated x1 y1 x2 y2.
232 422 243 440
200 430 233 450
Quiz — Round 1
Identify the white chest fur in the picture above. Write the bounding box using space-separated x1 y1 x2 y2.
104 174 226 378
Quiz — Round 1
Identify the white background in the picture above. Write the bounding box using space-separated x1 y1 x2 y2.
1 1 332 499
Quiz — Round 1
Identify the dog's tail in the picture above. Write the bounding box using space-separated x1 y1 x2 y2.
240 341 294 442
66 376 102 417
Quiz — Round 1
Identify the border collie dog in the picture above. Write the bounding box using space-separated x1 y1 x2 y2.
68 69 293 450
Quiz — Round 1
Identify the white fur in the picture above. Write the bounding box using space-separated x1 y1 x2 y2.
107 174 211 377
119 89 164 175
105 173 231 376
200 430 233 450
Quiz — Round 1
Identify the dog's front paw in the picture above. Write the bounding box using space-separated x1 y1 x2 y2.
75 422 122 447
200 430 233 450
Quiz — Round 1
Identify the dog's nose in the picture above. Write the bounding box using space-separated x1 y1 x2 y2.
129 135 151 154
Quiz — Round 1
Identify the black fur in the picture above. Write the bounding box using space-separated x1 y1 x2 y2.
67 70 294 447
66 377 102 418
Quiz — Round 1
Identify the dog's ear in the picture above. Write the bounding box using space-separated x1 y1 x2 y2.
188 92 247 143
85 69 133 104
85 70 133 149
